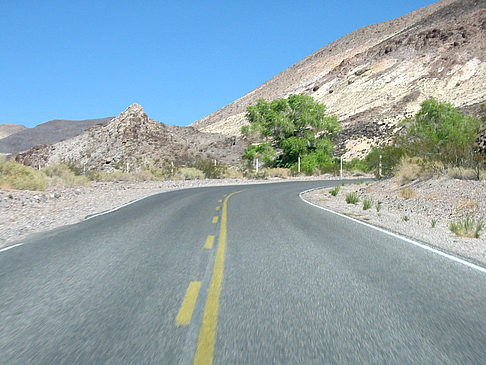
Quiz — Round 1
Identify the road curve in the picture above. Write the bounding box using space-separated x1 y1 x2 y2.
1 180 485 364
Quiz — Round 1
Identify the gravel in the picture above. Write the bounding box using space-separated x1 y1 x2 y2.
302 177 486 267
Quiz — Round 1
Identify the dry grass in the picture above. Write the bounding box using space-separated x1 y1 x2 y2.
396 158 444 185
400 188 417 200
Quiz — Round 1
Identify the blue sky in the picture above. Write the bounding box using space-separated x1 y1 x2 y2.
1 0 436 128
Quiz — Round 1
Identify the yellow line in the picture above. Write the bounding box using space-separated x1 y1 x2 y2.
193 190 242 365
215 206 220 211
204 235 215 249
212 216 218 224
176 281 202 326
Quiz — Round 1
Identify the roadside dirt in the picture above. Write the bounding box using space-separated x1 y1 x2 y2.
302 177 486 267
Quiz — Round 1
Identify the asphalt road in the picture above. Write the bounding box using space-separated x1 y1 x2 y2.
1 180 485 364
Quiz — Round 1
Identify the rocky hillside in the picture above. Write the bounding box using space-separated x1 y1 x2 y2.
191 0 486 159
0 117 113 154
16 104 246 170
0 124 26 140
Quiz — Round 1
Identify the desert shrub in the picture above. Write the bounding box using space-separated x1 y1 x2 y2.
0 158 48 191
174 167 205 180
446 167 477 180
345 192 359 204
363 198 373 210
42 163 89 187
87 169 133 182
263 167 290 178
450 216 483 238
395 157 444 185
365 145 405 177
345 158 369 172
376 201 382 212
223 167 244 179
400 188 417 200
330 186 340 196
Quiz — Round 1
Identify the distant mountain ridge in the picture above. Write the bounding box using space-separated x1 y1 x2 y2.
0 117 113 154
0 124 26 140
191 0 486 158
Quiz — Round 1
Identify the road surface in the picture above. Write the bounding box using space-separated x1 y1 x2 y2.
1 180 485 364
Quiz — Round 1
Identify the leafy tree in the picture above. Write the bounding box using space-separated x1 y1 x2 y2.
365 145 405 177
400 98 482 167
242 94 340 171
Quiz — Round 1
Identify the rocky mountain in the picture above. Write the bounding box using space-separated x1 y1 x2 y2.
16 104 246 170
191 0 486 159
0 117 113 155
0 124 26 140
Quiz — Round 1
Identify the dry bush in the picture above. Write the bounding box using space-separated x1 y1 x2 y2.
0 158 48 191
400 188 417 200
87 169 134 182
174 167 205 180
42 163 89 187
396 157 444 185
263 168 290 178
223 168 244 179
447 167 481 180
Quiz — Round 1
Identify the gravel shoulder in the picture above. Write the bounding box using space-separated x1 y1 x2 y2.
302 177 486 267
1 176 332 248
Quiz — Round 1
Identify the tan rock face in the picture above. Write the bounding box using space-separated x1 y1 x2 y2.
16 104 247 170
0 124 26 140
191 0 486 159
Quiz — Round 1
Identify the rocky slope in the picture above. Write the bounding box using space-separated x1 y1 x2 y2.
191 0 486 159
0 123 26 140
0 117 113 154
16 104 247 170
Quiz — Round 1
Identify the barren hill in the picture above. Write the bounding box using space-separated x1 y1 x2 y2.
191 0 486 159
0 124 26 140
16 104 246 170
0 117 113 154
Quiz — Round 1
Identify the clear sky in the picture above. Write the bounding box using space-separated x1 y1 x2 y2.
1 0 437 128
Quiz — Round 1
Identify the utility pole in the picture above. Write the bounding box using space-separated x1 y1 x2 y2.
379 154 382 178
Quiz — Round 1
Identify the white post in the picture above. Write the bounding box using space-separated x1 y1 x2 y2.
214 159 217 167
379 154 382 178
171 161 174 175
340 156 343 178
126 162 129 173
83 164 86 176
298 156 301 173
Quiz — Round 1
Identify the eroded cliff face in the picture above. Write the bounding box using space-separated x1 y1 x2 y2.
191 0 486 159
16 104 246 170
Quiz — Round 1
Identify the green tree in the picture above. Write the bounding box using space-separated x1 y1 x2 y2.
400 98 482 167
242 94 340 172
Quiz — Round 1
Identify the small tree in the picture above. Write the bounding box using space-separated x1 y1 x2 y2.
242 94 340 173
400 98 482 168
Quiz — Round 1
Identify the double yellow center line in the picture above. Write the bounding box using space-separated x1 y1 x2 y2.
193 191 240 364
175 190 242 365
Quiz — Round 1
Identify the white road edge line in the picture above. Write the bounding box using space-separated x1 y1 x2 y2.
0 243 24 253
299 187 486 275
0 193 159 254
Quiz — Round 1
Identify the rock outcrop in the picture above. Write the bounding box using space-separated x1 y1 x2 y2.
191 0 486 159
16 104 246 170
